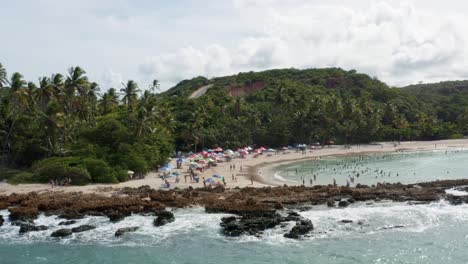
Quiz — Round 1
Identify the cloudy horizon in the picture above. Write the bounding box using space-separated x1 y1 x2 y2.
2 0 468 91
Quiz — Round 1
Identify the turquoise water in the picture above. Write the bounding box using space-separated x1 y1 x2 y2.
2 200 468 263
273 149 468 186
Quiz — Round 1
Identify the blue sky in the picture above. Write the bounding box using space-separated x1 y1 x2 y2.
1 0 468 91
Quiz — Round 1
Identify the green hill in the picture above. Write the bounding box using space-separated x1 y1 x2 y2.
162 68 467 150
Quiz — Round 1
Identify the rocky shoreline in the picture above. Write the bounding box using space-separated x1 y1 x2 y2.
1 179 468 239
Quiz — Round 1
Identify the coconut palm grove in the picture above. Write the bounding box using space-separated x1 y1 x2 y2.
1 62 467 184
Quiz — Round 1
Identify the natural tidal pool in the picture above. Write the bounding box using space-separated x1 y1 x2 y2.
272 148 468 186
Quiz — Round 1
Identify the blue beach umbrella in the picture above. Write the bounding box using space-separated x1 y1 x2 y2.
205 178 215 183
160 166 172 172
164 163 175 169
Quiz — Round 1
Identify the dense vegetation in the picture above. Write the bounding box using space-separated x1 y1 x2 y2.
0 63 173 184
1 63 467 184
164 68 468 150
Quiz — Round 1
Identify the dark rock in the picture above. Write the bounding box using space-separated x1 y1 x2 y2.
381 225 405 230
11 219 34 226
58 210 84 220
58 220 77 226
326 199 335 207
340 219 353 224
222 212 283 237
115 227 139 237
153 211 175 227
8 207 39 221
284 219 314 239
51 228 73 237
108 211 129 223
19 224 48 233
0 215 4 227
220 216 236 227
347 198 355 204
71 225 96 233
284 212 302 222
338 200 350 207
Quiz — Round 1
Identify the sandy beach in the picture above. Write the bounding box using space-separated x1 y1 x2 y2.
1 139 468 195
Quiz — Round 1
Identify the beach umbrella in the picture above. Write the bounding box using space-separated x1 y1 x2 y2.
159 167 172 172
212 174 222 178
267 148 276 152
205 178 215 183
214 147 223 152
164 163 175 169
198 160 207 164
188 154 199 159
282 147 288 150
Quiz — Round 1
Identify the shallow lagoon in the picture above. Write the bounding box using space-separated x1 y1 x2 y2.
273 149 468 186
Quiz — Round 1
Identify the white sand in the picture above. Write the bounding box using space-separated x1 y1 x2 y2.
1 139 467 195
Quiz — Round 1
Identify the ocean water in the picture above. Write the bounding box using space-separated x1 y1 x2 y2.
2 150 468 263
2 201 468 263
272 149 468 186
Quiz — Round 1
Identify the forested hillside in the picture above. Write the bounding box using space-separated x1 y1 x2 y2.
1 63 467 184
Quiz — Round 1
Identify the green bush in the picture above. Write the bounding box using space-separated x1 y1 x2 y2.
115 169 129 182
67 167 91 185
83 158 117 183
8 171 36 185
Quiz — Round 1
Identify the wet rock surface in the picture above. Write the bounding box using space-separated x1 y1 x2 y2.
71 225 96 233
58 220 77 226
19 224 48 233
284 219 314 239
51 228 72 238
115 227 139 237
220 211 312 238
0 215 4 226
153 211 175 227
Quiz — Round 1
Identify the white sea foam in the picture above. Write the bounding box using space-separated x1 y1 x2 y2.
2 200 468 246
445 188 468 196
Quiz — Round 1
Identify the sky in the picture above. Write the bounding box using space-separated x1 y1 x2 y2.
1 0 468 91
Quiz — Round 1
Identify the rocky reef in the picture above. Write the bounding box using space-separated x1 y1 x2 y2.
1 179 468 239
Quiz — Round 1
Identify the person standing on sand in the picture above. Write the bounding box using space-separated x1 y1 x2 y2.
202 177 206 188
251 175 253 185
232 174 235 181
333 178 337 186
309 178 313 186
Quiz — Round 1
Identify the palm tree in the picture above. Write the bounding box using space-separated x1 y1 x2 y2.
149 79 160 94
0 63 8 88
99 88 119 115
120 80 140 117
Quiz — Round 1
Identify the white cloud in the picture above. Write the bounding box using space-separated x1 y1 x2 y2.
139 1 468 88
